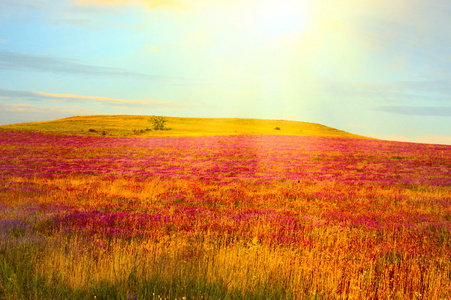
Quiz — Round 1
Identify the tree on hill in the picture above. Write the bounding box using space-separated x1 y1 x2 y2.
149 116 167 130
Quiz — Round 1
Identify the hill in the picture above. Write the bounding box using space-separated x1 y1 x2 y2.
0 115 369 138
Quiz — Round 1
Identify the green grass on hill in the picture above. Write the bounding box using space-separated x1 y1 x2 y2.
0 115 369 138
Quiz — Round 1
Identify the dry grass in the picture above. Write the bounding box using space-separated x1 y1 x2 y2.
0 115 368 138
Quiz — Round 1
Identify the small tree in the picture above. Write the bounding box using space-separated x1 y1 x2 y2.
149 116 167 130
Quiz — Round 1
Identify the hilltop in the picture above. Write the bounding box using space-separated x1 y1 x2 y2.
0 115 369 138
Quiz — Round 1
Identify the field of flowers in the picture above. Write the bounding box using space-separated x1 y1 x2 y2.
1 130 451 299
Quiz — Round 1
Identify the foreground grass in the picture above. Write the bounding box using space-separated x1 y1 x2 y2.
1 234 292 300
0 115 367 138
1 176 451 299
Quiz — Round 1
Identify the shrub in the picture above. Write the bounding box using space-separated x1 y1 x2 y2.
149 116 167 131
132 129 146 135
274 127 281 130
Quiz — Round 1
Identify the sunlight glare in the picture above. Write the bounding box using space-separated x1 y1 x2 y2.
248 0 313 39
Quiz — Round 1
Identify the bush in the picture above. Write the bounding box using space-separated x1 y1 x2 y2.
149 116 167 130
132 129 145 135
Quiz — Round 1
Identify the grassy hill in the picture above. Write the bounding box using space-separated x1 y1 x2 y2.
0 115 369 138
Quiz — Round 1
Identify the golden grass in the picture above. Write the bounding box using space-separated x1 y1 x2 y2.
0 115 368 138
2 175 451 299
23 219 451 299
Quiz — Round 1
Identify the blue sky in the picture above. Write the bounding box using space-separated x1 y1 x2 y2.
1 0 451 144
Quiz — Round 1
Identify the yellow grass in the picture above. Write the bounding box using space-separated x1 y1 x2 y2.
2 175 451 299
0 115 368 138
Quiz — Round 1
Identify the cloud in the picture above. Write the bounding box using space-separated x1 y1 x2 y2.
0 102 92 114
35 91 187 107
0 0 50 13
322 79 451 104
74 0 188 10
0 0 156 31
374 106 451 117
0 0 111 28
0 88 187 108
0 50 151 78
382 134 451 146
392 80 451 93
350 0 451 83
323 81 401 101
0 89 42 101
0 89 189 125
0 0 200 34
0 103 96 125
360 18 451 83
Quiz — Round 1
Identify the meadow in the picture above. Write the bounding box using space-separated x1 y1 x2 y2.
0 115 365 138
1 117 451 299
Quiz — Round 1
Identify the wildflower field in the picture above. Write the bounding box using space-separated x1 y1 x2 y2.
1 128 451 299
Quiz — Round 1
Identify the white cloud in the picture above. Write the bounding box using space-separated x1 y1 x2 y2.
0 88 187 108
323 79 451 105
0 50 151 78
34 91 188 107
0 103 96 125
381 134 451 146
374 106 451 117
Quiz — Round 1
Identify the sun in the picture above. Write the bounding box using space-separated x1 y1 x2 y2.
246 0 313 39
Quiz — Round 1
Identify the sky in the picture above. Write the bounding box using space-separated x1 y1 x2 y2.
1 0 451 145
